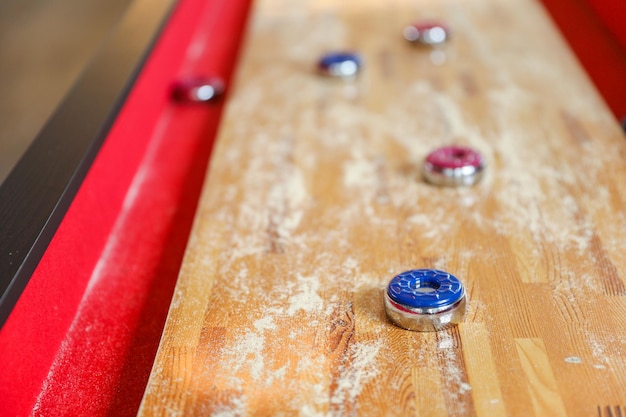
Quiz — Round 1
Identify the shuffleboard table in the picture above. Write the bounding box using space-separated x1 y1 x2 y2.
138 0 626 415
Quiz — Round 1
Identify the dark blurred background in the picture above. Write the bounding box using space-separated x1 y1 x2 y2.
0 0 131 183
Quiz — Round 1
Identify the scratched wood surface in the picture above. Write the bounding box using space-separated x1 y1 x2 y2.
138 0 626 415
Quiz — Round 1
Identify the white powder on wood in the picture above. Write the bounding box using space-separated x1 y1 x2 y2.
330 340 383 411
437 332 473 413
210 396 247 417
287 274 324 315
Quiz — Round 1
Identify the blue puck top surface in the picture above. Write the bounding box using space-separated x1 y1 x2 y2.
319 51 361 66
387 269 464 309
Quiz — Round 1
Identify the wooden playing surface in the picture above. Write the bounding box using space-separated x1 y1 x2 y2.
139 0 626 415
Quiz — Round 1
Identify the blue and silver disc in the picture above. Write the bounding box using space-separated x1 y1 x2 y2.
317 52 362 77
384 269 467 331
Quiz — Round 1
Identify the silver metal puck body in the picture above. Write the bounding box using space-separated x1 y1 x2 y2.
423 145 485 186
403 22 450 46
384 269 467 332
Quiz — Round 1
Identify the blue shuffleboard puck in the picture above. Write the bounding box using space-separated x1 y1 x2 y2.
317 51 362 77
384 269 467 331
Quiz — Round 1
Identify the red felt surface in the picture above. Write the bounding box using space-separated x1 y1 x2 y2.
0 0 250 415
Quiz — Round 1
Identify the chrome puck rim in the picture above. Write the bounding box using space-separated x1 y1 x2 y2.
403 22 450 45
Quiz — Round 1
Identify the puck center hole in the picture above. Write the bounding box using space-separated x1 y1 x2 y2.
415 279 441 294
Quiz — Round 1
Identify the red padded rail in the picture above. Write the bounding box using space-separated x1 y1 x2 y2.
588 0 626 52
0 0 251 415
541 0 626 119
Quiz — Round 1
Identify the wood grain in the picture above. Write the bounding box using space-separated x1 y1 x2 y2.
139 0 626 415
515 338 568 417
